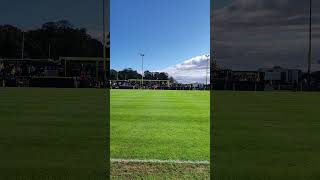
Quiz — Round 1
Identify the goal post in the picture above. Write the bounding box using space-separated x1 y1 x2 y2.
59 56 110 81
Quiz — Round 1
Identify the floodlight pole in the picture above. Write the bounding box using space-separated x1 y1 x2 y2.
48 43 51 59
205 54 210 86
308 0 312 85
140 53 145 87
102 0 107 88
21 31 25 60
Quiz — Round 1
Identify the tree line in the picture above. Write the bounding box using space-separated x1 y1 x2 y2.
0 20 108 59
0 20 174 82
110 68 176 82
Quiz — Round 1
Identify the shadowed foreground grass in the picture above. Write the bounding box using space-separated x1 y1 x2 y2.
213 91 320 180
111 162 209 179
0 88 108 180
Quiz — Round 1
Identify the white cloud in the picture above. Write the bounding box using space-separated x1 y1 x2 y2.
213 0 320 71
160 54 210 84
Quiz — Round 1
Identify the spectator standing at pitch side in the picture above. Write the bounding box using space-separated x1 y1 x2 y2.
0 61 4 87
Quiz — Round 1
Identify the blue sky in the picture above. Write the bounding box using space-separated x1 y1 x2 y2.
111 0 210 73
0 0 211 82
0 0 107 38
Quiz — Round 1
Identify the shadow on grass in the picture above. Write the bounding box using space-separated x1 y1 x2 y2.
111 161 210 179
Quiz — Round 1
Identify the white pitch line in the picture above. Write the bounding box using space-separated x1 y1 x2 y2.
110 158 209 165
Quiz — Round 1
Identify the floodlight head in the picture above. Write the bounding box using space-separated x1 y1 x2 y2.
139 53 145 57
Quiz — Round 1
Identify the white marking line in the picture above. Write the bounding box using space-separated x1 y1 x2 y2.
111 158 209 165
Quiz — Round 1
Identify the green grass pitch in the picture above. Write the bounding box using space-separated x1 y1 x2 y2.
0 88 210 179
110 89 210 161
110 89 210 179
3 88 319 179
0 88 108 180
213 91 320 180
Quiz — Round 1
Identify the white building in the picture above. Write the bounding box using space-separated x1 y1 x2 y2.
258 66 301 83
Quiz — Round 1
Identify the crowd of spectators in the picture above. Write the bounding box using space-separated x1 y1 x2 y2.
110 80 209 90
0 60 60 87
0 61 48 79
77 69 102 88
0 60 108 88
1 60 210 89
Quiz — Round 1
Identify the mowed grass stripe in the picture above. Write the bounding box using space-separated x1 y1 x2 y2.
111 89 210 161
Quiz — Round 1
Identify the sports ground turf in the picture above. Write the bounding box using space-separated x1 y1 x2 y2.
110 89 210 160
110 89 210 179
213 91 320 180
2 88 320 179
0 88 108 180
0 88 210 179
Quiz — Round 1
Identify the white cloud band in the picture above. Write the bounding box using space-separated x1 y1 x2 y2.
160 54 210 84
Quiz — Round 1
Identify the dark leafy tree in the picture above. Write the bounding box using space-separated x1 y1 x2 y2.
0 25 23 58
110 69 118 80
0 20 107 59
110 69 175 82
158 72 169 80
144 70 153 80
